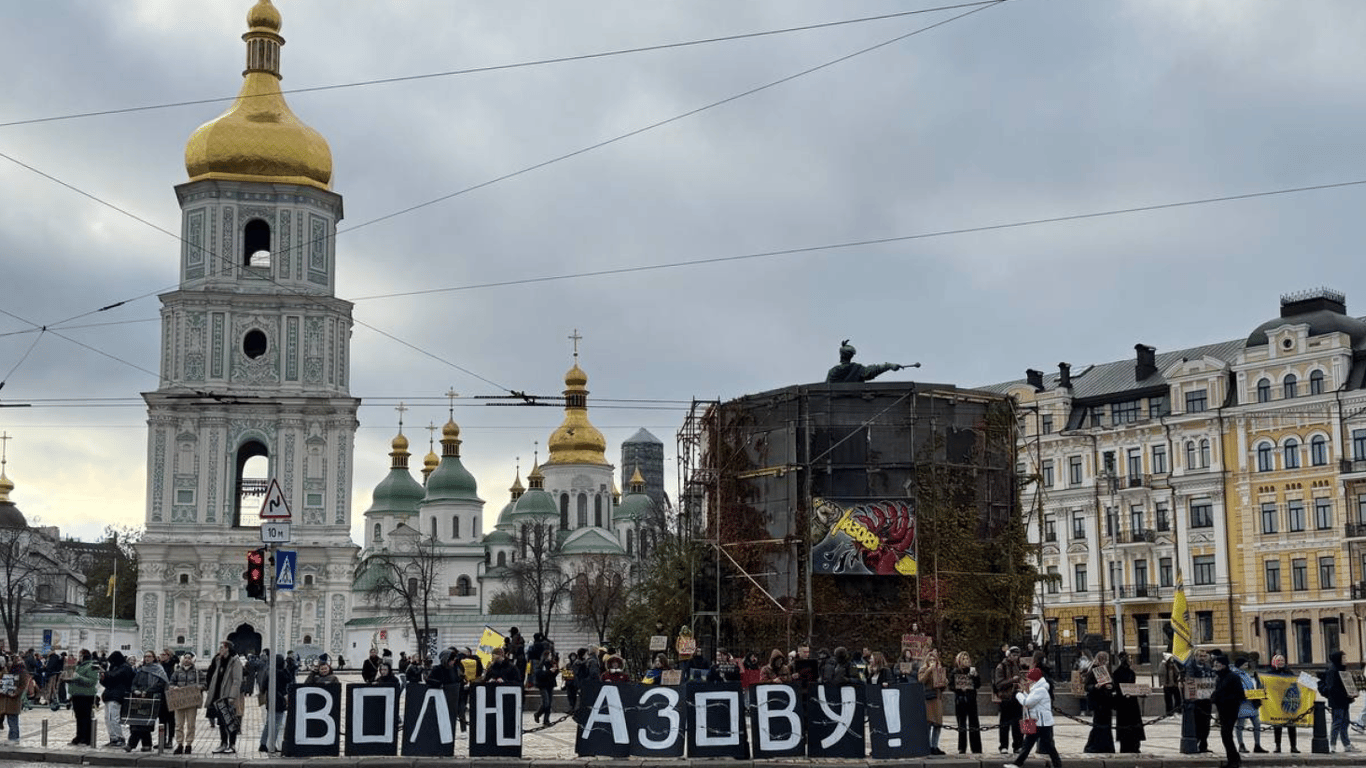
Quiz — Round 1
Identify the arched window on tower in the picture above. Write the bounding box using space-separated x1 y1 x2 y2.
430 517 437 539
373 522 382 542
594 495 603 527
577 493 588 527
497 551 506 567
233 441 269 528
244 219 271 269
451 516 460 539
560 494 570 530
456 575 473 597
626 529 634 557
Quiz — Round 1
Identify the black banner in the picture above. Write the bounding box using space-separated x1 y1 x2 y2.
575 681 634 758
345 683 400 756
866 682 929 759
686 681 749 759
402 683 461 757
283 684 342 757
805 684 865 758
469 683 522 757
748 683 806 758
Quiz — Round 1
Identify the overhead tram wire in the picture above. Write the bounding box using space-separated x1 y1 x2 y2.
0 3 999 130
348 178 1366 302
0 3 1007 396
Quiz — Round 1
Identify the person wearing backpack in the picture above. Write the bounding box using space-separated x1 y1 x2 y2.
1323 650 1358 753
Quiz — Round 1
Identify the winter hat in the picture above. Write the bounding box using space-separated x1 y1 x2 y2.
108 651 126 666
1026 667 1045 682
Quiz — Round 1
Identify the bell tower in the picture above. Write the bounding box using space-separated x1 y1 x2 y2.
137 1 359 658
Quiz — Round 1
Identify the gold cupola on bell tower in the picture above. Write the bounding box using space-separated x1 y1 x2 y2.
184 0 333 190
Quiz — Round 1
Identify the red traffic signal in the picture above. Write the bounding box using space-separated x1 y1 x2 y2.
245 548 266 600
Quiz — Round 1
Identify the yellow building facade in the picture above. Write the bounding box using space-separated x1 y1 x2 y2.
986 289 1366 666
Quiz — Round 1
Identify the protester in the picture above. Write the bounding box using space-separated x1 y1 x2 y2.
68 649 100 747
918 649 947 755
1186 649 1215 752
1160 652 1184 714
952 651 982 755
304 660 340 686
0 656 29 741
601 654 630 683
1323 649 1358 753
100 650 133 747
1005 666 1061 768
819 647 853 685
534 653 558 724
169 652 201 754
994 646 1024 754
865 651 893 686
1210 653 1245 768
374 661 401 689
1112 652 1144 753
708 649 741 683
124 651 169 752
1265 654 1299 753
760 649 791 684
361 648 382 684
1082 650 1116 753
205 640 243 754
1233 657 1266 754
483 648 521 684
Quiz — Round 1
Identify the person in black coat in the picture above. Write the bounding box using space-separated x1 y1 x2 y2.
1112 652 1145 753
533 653 559 724
100 651 134 747
1210 654 1245 768
951 651 982 755
1324 649 1358 752
1082 651 1116 753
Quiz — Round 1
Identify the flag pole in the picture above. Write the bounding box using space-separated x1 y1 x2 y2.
109 557 117 654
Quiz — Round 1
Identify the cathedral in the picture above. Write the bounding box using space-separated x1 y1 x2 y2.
135 2 665 660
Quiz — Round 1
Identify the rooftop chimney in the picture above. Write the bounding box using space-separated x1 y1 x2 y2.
1135 343 1157 381
1026 369 1045 392
1058 362 1072 390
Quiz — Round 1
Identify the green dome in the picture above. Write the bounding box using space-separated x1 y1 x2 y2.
560 528 625 555
509 488 558 521
614 491 653 522
495 500 516 529
483 529 515 546
425 455 481 503
364 467 425 517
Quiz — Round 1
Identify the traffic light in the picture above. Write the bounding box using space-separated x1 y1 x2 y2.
246 548 266 600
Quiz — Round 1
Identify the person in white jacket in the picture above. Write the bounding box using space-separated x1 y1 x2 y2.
1005 666 1062 768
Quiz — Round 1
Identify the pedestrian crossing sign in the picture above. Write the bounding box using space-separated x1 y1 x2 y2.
275 550 297 591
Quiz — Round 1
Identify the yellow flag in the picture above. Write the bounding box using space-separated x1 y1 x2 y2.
106 574 116 597
1170 570 1193 663
476 626 505 667
1261 673 1314 726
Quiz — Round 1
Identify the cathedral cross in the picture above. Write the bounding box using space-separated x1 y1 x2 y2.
568 329 582 360
445 388 459 419
395 402 408 432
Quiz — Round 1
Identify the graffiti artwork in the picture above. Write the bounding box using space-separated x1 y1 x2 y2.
811 498 916 576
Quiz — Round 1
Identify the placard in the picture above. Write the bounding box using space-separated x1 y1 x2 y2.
1119 683 1151 696
866 682 929 759
631 684 686 758
660 670 682 686
1297 672 1319 691
346 684 399 756
900 635 932 662
805 685 865 759
1091 665 1112 687
687 682 749 759
61 658 77 681
1342 672 1359 699
1190 677 1215 700
470 684 522 757
1069 671 1084 696
1244 688 1268 701
284 684 342 757
402 683 459 757
930 666 946 689
649 635 668 652
576 682 634 758
166 685 203 710
748 683 805 758
954 673 975 692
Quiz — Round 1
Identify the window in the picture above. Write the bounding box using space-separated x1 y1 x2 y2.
1185 440 1196 469
1149 396 1169 417
1090 409 1103 427
243 218 271 267
1074 616 1088 640
1197 611 1214 643
1310 370 1325 395
1288 500 1305 532
1074 563 1088 592
1257 378 1271 403
560 493 570 530
1044 517 1057 542
1284 439 1301 469
1042 459 1054 488
1130 504 1144 534
1319 556 1336 589
1068 456 1083 486
451 516 460 538
1292 558 1308 591
373 522 381 542
178 573 190 585
1109 561 1123 595
1256 443 1274 472
577 493 588 527
1323 618 1342 658
1190 501 1213 528
1134 559 1149 587
304 574 314 586
1260 502 1278 534
456 575 474 597
1127 448 1142 478
1359 494 1366 524
1193 555 1216 585
1311 435 1328 466
1199 438 1211 469
1265 560 1281 592
1041 414 1053 434
1072 512 1086 540
1354 429 1366 461
175 489 194 505
1159 557 1173 587
1283 374 1298 399
1315 498 1333 530
1156 502 1170 532
1185 389 1208 413
1105 507 1118 538
1294 619 1312 664
430 517 437 538
497 551 506 567
1046 565 1060 594
1152 444 1167 474
1112 400 1141 425
306 492 324 507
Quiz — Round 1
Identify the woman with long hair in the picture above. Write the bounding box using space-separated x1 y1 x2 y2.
951 651 981 754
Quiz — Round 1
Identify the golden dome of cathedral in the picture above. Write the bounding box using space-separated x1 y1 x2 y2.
547 361 608 466
184 1 333 190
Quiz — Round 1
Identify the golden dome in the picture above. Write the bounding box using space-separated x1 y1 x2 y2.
565 363 588 388
547 361 609 466
184 1 333 191
0 471 11 504
629 467 645 487
442 420 461 440
423 450 440 472
391 433 409 452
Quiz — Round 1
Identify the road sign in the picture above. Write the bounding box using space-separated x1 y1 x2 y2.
275 550 297 591
260 521 291 543
259 478 292 520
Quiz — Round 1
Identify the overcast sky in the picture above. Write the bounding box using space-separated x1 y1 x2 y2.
2 0 1364 544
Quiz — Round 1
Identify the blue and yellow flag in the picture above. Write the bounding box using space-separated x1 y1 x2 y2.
106 575 116 598
476 625 505 667
1170 570 1193 663
1261 673 1314 726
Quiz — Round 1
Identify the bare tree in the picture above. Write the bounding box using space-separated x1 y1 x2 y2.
359 532 442 662
568 554 630 643
505 522 570 638
0 526 41 652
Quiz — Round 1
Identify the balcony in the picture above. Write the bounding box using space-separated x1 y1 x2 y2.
1119 529 1157 545
1347 522 1366 539
1117 584 1163 600
1353 581 1366 600
1340 458 1366 476
1120 475 1149 489
1044 531 1058 543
